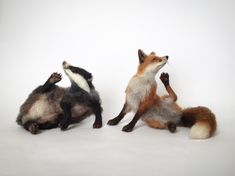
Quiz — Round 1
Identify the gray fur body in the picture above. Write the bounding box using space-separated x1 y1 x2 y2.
141 97 182 125
17 86 96 127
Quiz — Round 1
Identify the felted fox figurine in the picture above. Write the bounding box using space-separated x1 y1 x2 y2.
107 49 216 139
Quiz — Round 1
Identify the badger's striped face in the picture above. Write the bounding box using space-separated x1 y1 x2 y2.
62 61 93 93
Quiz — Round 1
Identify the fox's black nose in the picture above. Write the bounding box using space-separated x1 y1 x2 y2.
165 56 169 60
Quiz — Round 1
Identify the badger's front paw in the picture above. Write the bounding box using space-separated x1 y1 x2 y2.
160 72 169 86
93 121 102 128
49 72 62 84
58 120 69 131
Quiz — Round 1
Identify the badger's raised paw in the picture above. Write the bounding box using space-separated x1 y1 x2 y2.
49 72 62 84
28 123 39 135
160 72 169 86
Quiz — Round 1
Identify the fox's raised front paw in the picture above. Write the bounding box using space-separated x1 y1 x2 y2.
160 72 169 86
28 123 39 135
49 72 62 84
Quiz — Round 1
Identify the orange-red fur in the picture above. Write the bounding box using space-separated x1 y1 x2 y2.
181 106 217 136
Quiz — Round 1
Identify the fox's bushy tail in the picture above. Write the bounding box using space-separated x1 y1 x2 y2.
181 106 216 139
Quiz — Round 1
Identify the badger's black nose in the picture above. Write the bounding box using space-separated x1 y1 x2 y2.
165 56 169 60
63 61 67 65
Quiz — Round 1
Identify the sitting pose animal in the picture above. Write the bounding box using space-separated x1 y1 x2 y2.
17 61 103 134
107 49 216 139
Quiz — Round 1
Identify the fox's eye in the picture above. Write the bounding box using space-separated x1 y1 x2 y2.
151 58 157 62
158 59 162 62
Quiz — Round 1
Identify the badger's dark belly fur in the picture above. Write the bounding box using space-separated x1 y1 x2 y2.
17 87 92 127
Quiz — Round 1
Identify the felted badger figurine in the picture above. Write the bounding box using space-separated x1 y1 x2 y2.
16 61 102 134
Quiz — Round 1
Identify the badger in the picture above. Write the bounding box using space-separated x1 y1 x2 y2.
16 61 103 134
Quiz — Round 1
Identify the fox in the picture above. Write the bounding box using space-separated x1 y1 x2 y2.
16 61 103 134
107 49 216 139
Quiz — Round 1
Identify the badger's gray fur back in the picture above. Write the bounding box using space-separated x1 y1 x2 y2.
17 86 66 125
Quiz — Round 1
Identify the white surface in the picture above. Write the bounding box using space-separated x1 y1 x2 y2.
1 0 235 176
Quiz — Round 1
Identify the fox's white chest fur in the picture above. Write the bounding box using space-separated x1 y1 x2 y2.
126 75 156 112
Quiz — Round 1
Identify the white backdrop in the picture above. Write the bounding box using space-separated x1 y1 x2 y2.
1 0 235 176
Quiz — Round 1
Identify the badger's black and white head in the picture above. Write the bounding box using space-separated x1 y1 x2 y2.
62 61 93 93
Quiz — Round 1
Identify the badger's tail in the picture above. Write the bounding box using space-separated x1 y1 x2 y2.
180 106 217 139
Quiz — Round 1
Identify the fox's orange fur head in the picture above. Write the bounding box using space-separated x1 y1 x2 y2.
137 49 168 75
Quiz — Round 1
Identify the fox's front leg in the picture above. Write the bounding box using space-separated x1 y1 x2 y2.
160 72 179 133
122 110 143 132
107 103 130 126
122 97 155 132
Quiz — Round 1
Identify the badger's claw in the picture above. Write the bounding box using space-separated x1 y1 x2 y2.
49 72 62 84
28 123 39 134
58 120 69 131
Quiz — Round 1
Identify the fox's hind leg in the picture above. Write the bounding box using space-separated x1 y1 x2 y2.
107 103 130 126
34 72 62 93
160 72 177 102
160 73 180 133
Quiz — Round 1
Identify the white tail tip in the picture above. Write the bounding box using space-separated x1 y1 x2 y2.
190 121 211 139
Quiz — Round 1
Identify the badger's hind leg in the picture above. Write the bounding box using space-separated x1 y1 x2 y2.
34 72 62 93
23 120 40 134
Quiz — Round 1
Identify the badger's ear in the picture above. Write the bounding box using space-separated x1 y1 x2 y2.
138 49 147 63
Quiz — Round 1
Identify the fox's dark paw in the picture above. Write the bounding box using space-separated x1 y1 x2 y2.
160 72 169 86
122 125 134 132
28 123 39 135
49 72 62 84
58 120 69 131
107 118 119 126
93 121 102 128
167 122 177 133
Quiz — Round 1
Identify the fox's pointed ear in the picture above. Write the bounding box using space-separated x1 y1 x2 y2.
150 51 156 55
138 49 147 63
